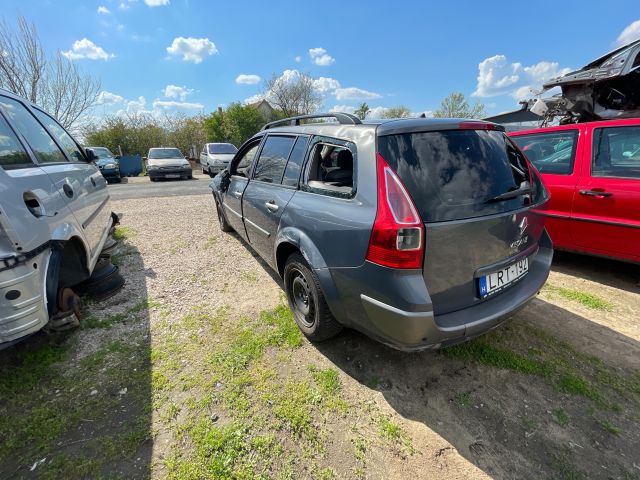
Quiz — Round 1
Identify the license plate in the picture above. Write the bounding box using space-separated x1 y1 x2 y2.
479 257 529 298
165 174 180 178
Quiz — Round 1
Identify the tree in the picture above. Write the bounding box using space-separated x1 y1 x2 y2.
204 103 265 146
354 102 370 120
381 105 412 119
264 72 322 117
433 92 486 119
0 16 100 130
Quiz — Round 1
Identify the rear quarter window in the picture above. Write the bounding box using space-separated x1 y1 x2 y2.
378 129 535 223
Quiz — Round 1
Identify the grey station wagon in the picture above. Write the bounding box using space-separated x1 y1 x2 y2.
210 113 553 351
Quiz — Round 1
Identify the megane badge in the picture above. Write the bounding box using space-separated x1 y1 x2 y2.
518 217 528 236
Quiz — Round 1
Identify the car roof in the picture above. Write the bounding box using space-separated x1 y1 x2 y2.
256 117 501 142
509 118 640 136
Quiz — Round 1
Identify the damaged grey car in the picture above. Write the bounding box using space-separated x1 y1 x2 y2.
0 89 121 348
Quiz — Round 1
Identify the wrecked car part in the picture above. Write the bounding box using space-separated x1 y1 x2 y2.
541 40 640 123
74 256 125 301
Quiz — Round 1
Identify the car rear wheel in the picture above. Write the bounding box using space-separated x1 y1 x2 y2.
283 253 342 342
215 198 233 232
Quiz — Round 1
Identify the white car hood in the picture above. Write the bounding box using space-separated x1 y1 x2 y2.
208 153 235 161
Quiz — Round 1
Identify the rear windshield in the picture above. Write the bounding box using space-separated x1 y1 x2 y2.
209 144 237 154
149 148 182 159
378 129 534 223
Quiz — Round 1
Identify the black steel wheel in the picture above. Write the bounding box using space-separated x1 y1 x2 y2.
283 253 342 341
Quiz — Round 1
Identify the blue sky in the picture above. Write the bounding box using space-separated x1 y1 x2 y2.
4 0 640 119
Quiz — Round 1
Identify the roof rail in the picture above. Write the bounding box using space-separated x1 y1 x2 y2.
261 112 362 130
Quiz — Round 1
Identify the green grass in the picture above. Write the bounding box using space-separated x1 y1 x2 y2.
453 391 472 406
112 226 136 241
553 408 570 426
309 366 342 395
545 285 613 311
597 418 622 435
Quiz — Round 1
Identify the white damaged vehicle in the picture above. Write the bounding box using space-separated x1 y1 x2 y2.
0 89 118 348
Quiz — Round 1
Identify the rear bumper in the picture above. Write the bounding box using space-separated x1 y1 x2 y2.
325 231 553 351
0 250 50 347
100 169 120 180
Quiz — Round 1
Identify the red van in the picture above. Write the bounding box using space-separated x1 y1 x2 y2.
510 119 640 263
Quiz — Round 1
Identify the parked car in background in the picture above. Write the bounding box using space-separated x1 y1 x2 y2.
145 147 192 181
510 118 640 263
210 113 552 351
0 88 116 348
87 146 121 183
200 142 238 177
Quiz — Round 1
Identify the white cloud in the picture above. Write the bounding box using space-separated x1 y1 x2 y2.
312 76 341 93
367 106 389 119
334 87 382 100
166 37 217 63
152 100 204 110
617 19 640 46
144 0 170 5
126 96 146 113
97 5 111 14
163 84 193 100
235 74 261 85
295 56 301 63
309 47 335 66
328 105 355 114
243 93 265 105
61 38 114 60
472 54 571 100
96 91 124 105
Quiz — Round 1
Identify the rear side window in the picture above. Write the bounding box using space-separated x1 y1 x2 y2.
592 126 640 179
0 114 32 169
33 109 86 162
282 136 309 187
302 138 356 198
253 135 295 183
0 96 67 164
378 129 533 223
511 130 578 175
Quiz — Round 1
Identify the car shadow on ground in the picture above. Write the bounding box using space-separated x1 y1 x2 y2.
0 238 153 479
313 296 640 479
552 251 640 293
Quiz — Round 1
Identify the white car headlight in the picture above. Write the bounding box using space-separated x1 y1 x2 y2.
147 164 158 170
104 163 117 169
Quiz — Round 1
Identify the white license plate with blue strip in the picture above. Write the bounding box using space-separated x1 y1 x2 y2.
479 257 529 298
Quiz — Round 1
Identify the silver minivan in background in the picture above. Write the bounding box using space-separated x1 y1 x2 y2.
0 89 115 348
200 142 237 177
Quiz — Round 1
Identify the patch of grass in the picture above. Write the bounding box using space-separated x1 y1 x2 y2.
378 416 403 442
522 417 538 431
546 285 613 311
556 374 601 402
39 454 100 480
548 454 583 480
453 391 472 406
0 342 69 396
271 379 319 443
597 418 622 435
112 226 136 241
309 366 342 395
443 340 553 376
242 270 259 283
81 312 127 329
553 408 570 426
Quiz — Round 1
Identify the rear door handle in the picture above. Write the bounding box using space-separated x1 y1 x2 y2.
579 189 612 198
232 189 243 199
265 201 279 212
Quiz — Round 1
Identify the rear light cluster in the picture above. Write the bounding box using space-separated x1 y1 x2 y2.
366 153 425 269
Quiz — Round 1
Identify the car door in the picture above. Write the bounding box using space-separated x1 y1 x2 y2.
0 110 65 254
510 126 584 249
221 137 263 240
571 123 640 260
31 108 110 259
242 135 308 266
200 145 208 169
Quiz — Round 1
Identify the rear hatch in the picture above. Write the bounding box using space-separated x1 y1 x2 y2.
378 123 548 315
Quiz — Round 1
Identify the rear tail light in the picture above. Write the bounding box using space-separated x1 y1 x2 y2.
366 153 424 269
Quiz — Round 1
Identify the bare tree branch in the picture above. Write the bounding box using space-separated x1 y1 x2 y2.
264 72 322 117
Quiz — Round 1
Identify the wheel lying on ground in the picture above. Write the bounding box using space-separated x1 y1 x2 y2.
283 253 342 342
215 197 233 232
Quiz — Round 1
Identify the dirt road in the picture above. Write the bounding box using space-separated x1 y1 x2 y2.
1 194 638 479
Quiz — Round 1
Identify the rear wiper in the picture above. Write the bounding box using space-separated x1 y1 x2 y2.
486 182 532 203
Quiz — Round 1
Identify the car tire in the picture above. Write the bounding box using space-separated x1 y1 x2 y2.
215 197 233 232
202 168 207 175
283 253 342 342
208 168 215 178
150 177 156 182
